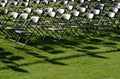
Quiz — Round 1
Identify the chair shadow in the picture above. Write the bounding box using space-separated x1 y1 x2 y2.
25 51 67 66
7 65 28 73
82 46 99 50
0 47 28 73
26 52 48 59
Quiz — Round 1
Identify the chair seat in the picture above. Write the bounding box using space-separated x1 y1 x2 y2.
0 24 5 28
94 24 102 26
48 28 66 31
58 23 66 25
6 26 21 30
71 25 87 28
15 29 32 34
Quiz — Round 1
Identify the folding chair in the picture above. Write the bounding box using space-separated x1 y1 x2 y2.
56 8 66 18
99 12 116 34
14 16 40 47
76 13 95 36
3 11 21 38
47 13 71 40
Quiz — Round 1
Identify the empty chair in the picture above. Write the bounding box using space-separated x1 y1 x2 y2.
77 7 87 18
56 8 66 19
47 13 70 39
2 11 21 39
17 12 29 26
101 12 116 28
8 1 19 11
77 13 96 35
14 16 40 47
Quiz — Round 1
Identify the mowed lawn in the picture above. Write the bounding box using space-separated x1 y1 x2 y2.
0 32 120 79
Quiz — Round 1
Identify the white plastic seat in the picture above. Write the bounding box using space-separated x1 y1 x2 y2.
65 5 73 10
24 7 32 13
34 9 44 15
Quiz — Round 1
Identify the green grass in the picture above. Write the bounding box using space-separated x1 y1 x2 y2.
0 1 120 79
0 31 120 79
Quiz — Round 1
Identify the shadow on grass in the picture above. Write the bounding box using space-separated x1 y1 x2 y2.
40 45 65 54
26 52 48 59
82 46 99 50
25 51 67 65
0 47 28 73
7 65 28 73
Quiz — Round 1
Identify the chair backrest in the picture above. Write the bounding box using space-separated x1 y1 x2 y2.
94 4 105 10
109 7 119 13
45 7 54 13
112 5 120 9
0 3 6 7
61 0 68 5
42 0 49 5
30 16 40 23
21 2 29 7
19 13 29 20
33 0 40 4
91 9 101 15
77 7 86 13
10 12 19 19
10 1 18 6
51 0 57 2
47 11 56 17
80 4 88 9
85 13 94 19
1 0 8 3
105 12 116 18
56 9 65 14
65 5 73 10
61 14 71 20
71 10 80 17
113 2 120 7
24 7 32 13
34 9 44 15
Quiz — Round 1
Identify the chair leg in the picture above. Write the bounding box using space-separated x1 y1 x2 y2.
14 36 21 47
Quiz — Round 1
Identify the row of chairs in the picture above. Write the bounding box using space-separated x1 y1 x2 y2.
0 0 120 47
